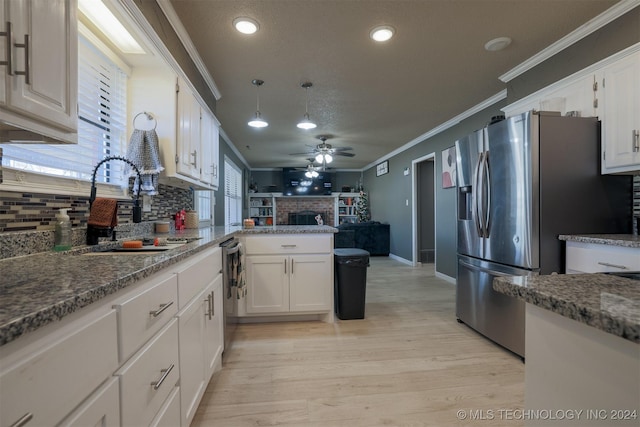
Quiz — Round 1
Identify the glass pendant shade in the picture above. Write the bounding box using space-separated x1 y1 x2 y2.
325 154 333 164
297 113 317 130
315 153 333 164
248 111 268 128
315 153 324 163
297 82 317 130
248 79 268 128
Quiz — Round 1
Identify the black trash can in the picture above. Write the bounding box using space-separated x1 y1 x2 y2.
334 248 370 320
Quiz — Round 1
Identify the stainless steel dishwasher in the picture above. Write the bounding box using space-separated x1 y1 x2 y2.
220 237 243 354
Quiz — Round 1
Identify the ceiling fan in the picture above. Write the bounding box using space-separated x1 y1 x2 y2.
293 158 333 176
289 135 355 166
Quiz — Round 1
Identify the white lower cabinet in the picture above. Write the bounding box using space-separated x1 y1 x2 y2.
175 246 224 427
150 386 181 427
565 241 640 273
0 309 118 427
243 234 333 316
115 319 179 427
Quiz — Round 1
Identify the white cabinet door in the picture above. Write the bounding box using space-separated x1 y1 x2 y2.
177 286 207 427
289 254 332 312
246 255 289 314
539 74 595 118
200 109 220 188
203 274 224 381
3 0 77 131
601 52 640 174
176 77 201 179
0 0 6 107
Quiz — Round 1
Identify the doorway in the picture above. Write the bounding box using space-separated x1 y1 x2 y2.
412 154 436 267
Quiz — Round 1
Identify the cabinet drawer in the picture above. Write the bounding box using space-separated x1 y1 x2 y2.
566 242 640 273
244 235 332 255
114 273 178 363
175 247 222 309
58 376 120 427
0 310 118 427
116 319 179 427
149 386 181 427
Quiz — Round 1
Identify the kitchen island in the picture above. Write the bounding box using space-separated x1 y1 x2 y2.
493 272 639 426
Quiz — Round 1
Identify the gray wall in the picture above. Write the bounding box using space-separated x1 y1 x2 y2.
361 7 639 278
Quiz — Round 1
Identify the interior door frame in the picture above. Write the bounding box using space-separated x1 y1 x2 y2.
411 152 436 268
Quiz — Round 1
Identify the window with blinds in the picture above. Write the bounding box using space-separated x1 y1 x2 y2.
224 157 243 227
194 190 213 227
1 34 128 187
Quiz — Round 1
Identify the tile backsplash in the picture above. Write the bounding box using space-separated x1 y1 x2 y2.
0 183 193 233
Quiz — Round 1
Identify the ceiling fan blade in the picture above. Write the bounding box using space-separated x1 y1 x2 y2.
289 151 316 156
331 147 353 151
334 152 355 157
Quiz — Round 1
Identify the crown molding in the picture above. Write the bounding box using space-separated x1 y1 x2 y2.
363 89 507 172
155 0 222 100
499 0 640 83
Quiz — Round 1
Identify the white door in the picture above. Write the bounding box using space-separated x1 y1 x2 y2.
602 52 640 171
176 78 201 178
245 255 289 314
289 254 332 312
6 0 77 130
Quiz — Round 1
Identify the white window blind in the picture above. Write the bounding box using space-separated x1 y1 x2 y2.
194 190 213 227
224 157 243 227
1 35 128 186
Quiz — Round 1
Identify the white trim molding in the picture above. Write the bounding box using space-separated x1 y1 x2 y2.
155 0 222 100
364 90 507 171
499 0 640 83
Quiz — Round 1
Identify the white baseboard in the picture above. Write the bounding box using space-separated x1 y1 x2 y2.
436 271 456 285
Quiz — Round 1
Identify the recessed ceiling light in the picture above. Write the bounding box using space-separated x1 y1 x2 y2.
233 17 259 35
370 25 395 42
484 37 512 52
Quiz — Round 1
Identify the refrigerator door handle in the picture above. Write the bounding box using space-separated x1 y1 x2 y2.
483 151 491 238
473 152 484 238
459 258 520 277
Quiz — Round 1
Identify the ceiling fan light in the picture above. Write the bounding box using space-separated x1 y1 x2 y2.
370 25 395 42
312 170 319 178
315 153 324 163
233 17 259 34
324 154 333 164
305 170 313 178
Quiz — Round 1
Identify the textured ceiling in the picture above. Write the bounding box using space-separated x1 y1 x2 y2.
166 0 618 170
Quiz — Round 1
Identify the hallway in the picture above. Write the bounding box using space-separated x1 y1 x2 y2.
192 257 524 426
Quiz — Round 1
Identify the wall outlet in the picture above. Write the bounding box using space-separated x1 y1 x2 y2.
143 195 152 212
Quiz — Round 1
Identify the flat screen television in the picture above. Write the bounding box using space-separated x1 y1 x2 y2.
282 167 332 196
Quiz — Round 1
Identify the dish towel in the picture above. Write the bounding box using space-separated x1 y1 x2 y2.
230 245 247 300
125 129 164 196
88 198 118 228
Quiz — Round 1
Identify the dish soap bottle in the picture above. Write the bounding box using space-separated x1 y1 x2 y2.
54 208 72 251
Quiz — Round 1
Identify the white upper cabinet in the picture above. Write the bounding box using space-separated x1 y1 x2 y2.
176 76 201 179
600 51 640 174
200 107 220 188
0 0 77 143
503 44 640 175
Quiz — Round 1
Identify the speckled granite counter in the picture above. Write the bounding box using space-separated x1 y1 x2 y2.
493 273 639 343
0 224 337 346
559 233 640 248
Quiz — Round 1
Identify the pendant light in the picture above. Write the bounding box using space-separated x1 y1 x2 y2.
248 79 268 128
296 82 317 130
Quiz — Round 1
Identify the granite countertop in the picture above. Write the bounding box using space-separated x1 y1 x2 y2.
493 273 639 343
559 234 640 248
0 224 337 347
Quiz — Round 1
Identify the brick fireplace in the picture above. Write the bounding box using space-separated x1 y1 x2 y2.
276 197 335 225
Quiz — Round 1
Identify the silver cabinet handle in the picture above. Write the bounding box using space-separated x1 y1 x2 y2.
149 301 174 317
10 413 33 427
284 258 287 274
291 259 294 275
190 150 197 167
150 364 174 390
597 261 628 270
13 33 29 84
211 291 215 317
0 21 12 74
204 294 212 320
633 129 639 153
281 244 297 248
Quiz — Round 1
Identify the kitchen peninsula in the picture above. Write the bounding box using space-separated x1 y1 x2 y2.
0 224 336 427
494 263 639 426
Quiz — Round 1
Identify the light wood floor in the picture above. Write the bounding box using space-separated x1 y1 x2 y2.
192 257 524 427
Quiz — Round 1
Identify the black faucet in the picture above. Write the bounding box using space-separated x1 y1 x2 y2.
87 156 142 245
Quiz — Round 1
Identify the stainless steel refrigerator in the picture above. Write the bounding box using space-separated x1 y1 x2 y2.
455 111 631 358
